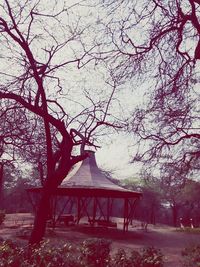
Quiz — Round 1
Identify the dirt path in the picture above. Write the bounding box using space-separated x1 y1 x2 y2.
110 227 198 267
0 214 199 266
58 225 199 267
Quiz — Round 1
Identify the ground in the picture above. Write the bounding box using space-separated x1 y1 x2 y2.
0 213 199 267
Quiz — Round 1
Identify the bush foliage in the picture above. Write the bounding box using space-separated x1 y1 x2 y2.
182 245 200 267
80 238 111 266
111 246 163 267
0 238 164 267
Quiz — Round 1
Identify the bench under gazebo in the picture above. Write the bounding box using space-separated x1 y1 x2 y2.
27 151 142 231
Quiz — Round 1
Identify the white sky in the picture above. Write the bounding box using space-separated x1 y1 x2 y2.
96 135 141 179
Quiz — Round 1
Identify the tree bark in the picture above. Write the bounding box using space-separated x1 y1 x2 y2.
0 164 4 210
29 187 52 245
171 204 178 227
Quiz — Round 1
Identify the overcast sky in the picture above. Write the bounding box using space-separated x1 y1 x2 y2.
0 0 147 181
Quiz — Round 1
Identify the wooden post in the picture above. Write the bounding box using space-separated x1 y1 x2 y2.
123 198 128 232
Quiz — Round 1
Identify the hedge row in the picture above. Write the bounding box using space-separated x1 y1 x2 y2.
0 238 163 267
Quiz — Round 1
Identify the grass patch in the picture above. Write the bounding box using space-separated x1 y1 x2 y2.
175 227 200 234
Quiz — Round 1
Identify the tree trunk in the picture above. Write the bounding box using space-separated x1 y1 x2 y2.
28 167 69 245
0 163 4 210
171 204 178 227
29 151 84 245
150 210 156 225
29 188 51 245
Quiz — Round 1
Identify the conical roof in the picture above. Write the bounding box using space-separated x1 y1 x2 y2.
27 150 142 198
61 151 127 191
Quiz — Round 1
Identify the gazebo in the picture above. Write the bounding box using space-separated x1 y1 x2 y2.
27 151 142 231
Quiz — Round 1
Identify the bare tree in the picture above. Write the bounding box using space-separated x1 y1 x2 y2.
101 0 200 175
0 0 121 244
0 101 31 208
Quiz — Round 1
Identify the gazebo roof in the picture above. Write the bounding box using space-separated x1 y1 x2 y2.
27 151 142 199
56 150 141 198
60 151 128 191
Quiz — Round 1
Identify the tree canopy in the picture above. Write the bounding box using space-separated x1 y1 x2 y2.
101 0 200 177
0 0 124 244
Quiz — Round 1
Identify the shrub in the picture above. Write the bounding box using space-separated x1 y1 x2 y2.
80 238 111 267
0 239 25 267
129 250 143 266
0 210 5 225
141 246 164 267
182 245 200 267
28 240 66 266
0 239 80 267
0 238 111 267
110 247 163 267
111 248 140 267
0 238 163 267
